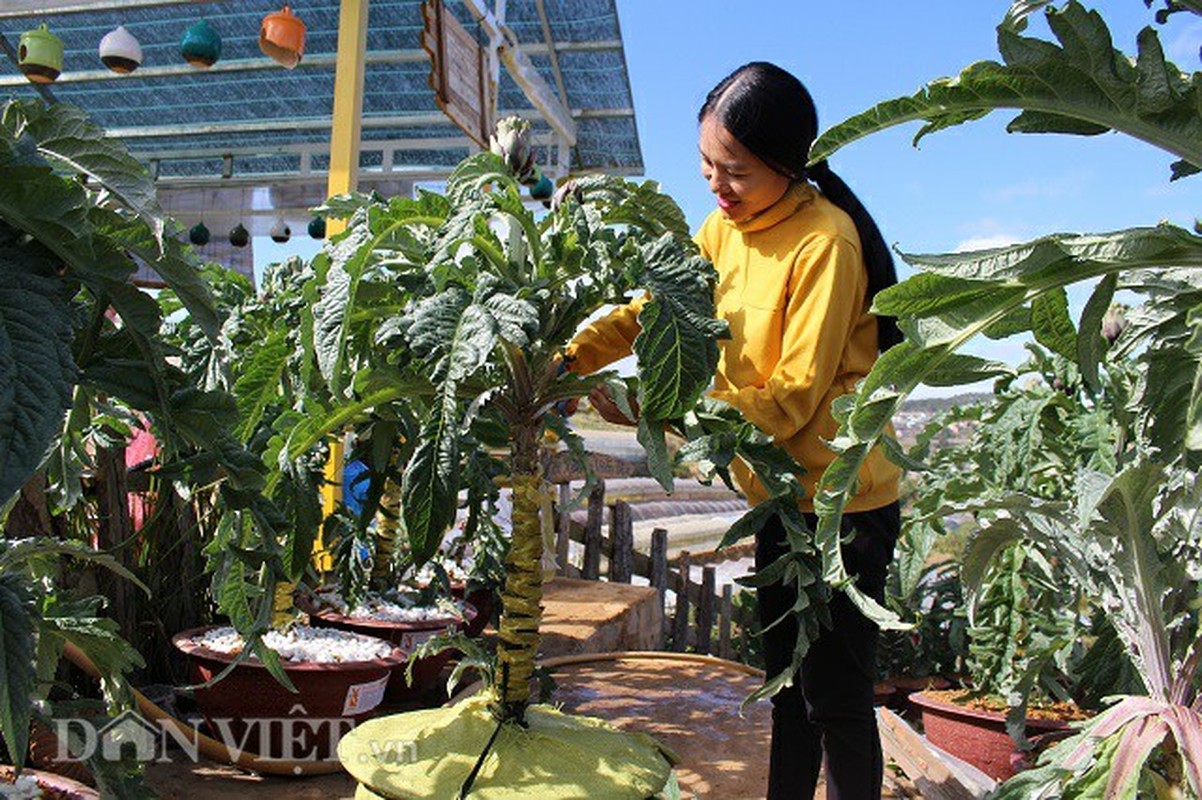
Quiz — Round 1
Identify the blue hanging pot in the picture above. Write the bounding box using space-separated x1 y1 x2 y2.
181 20 221 68
188 221 211 246
307 216 326 240
18 24 64 84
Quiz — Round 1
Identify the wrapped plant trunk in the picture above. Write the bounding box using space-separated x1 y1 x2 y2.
494 430 542 710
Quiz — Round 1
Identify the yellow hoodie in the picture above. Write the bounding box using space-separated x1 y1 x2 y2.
567 182 900 512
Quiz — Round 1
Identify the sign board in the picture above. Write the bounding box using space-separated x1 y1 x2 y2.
421 0 491 148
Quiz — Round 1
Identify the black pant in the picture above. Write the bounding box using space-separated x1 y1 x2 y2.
755 502 899 800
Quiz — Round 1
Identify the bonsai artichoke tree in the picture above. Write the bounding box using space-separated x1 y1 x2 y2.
275 117 844 795
811 1 1202 795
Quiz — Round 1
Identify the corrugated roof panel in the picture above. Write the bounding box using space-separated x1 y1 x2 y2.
0 0 643 189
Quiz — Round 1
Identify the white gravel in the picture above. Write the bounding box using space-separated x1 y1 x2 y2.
312 590 466 624
412 558 471 586
192 625 395 663
0 774 41 800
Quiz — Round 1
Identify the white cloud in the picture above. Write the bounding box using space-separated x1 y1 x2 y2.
953 233 1023 252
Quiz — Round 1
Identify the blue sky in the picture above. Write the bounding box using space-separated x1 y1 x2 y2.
256 1 1202 391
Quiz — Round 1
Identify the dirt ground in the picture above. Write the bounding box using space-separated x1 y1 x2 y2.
143 654 919 798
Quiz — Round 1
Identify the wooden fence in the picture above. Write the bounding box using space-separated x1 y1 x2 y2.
551 480 755 662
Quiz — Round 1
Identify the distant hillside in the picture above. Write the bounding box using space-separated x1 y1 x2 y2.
899 393 992 415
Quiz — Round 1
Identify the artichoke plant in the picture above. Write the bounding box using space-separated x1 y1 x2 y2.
279 118 725 715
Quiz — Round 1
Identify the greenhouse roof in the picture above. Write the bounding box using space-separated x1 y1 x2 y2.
0 0 643 233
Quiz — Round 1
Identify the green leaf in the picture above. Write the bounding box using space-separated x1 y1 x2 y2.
718 501 777 550
401 401 460 565
1031 287 1077 360
0 240 75 505
1077 274 1117 392
312 221 375 395
637 416 673 492
4 101 162 235
811 2 1202 177
1078 462 1175 699
0 573 37 771
634 235 725 420
232 332 290 442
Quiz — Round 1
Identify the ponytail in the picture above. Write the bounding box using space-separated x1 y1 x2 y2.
806 160 902 352
701 62 903 352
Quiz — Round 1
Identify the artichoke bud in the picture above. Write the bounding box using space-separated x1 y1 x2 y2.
490 115 538 185
1101 304 1128 345
550 178 583 211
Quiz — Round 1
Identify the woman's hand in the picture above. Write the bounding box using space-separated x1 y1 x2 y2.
588 385 639 426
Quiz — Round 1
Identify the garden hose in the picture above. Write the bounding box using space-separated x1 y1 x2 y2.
61 642 346 777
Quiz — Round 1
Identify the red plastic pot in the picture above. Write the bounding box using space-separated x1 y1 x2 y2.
172 626 402 760
304 603 475 703
910 690 1074 781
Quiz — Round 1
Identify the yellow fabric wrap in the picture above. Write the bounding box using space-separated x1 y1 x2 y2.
338 693 673 799
495 473 544 706
373 478 401 584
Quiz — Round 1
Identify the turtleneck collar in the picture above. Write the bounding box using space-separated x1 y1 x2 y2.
723 181 815 235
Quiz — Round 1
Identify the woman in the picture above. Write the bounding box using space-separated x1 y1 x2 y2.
566 62 902 799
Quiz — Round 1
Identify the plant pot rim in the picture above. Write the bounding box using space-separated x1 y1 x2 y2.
909 689 1075 731
172 624 406 671
0 764 98 799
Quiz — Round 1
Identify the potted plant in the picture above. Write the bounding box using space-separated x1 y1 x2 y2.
171 623 403 760
0 97 302 795
810 0 1202 794
254 115 855 797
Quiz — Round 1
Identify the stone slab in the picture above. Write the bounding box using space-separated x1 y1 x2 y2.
537 576 663 658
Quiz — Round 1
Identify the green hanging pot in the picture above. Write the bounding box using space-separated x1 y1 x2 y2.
228 223 249 248
181 20 221 68
529 173 555 201
18 24 64 84
307 216 326 240
188 221 211 246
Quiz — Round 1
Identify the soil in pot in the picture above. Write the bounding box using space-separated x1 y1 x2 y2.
910 689 1089 781
172 625 402 761
300 590 474 705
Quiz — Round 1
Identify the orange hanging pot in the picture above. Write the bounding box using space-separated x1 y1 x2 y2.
260 5 305 69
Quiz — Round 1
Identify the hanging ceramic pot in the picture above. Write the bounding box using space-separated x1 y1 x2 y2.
188 222 211 246
529 173 554 201
259 5 306 69
229 223 249 248
17 24 64 84
99 25 142 74
270 217 291 243
307 216 326 240
181 20 221 68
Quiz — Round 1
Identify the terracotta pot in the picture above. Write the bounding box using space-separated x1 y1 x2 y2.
889 674 951 712
172 625 402 760
304 603 475 704
0 764 98 799
909 690 1074 781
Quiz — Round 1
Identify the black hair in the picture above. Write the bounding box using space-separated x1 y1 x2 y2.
699 61 902 352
